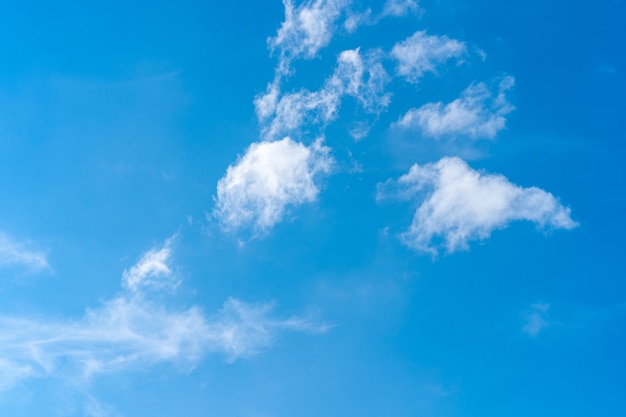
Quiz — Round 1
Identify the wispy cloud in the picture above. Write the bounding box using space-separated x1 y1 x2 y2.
394 76 515 139
343 0 419 33
214 138 334 235
378 157 577 254
522 303 550 337
122 235 179 292
259 48 390 140
381 0 419 17
269 0 352 74
0 237 327 391
391 30 466 83
0 232 50 273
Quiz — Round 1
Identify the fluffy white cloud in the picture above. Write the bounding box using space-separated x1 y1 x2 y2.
391 31 466 83
395 76 515 139
522 303 550 337
0 237 326 390
378 157 577 254
0 232 50 273
215 138 334 234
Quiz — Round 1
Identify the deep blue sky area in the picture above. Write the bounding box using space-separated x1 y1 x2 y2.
0 1 624 416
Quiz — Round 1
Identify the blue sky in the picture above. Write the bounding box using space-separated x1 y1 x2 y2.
0 0 624 415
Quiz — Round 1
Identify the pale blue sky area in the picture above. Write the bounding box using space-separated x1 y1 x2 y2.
0 1 624 416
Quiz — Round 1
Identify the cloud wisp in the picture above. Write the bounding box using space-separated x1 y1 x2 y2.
394 76 515 139
214 138 334 235
522 303 550 337
269 0 352 72
391 30 467 83
378 157 577 254
259 48 390 141
0 232 50 273
0 237 327 391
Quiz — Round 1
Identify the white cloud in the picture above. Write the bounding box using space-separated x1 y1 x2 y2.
394 76 515 139
260 48 390 140
343 8 372 33
269 0 352 73
0 232 50 273
0 237 327 390
381 0 419 17
391 31 466 83
122 235 179 292
343 0 418 33
214 138 334 234
263 87 341 140
378 157 577 254
522 303 550 337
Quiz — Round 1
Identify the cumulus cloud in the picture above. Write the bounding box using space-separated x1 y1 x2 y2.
0 237 326 391
394 76 515 139
391 31 466 83
378 157 577 254
0 232 50 273
522 303 550 337
214 138 334 234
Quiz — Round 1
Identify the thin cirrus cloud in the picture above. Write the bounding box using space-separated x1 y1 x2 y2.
378 157 577 254
391 30 467 83
214 138 334 235
394 76 516 139
343 0 419 32
0 232 50 273
522 303 550 337
0 237 327 391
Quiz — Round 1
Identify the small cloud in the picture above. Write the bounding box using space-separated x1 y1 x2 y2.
391 30 467 83
122 235 179 292
522 303 550 337
0 232 50 273
381 0 419 17
378 157 577 255
349 121 371 141
268 0 352 74
393 76 515 139
214 137 334 236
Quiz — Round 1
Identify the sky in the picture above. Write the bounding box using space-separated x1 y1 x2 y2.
0 0 624 416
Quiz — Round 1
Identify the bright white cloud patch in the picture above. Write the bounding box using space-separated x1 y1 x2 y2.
522 303 550 337
0 233 50 273
122 236 179 292
215 137 334 234
395 76 515 139
391 31 466 83
0 238 326 390
379 157 577 254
